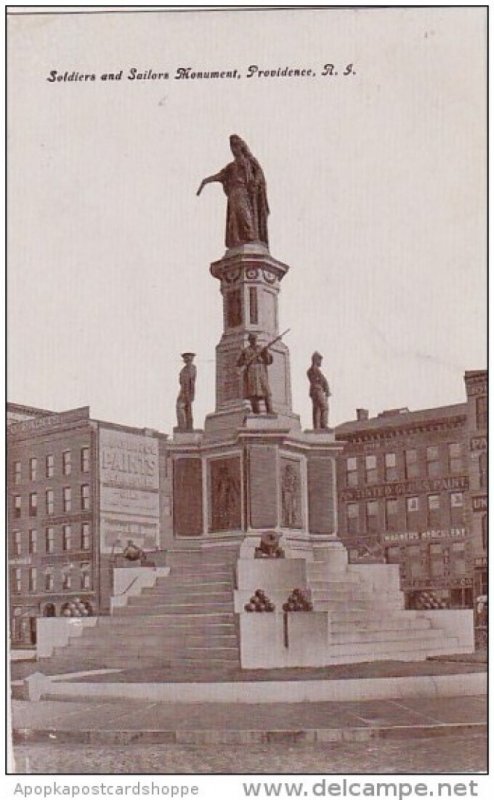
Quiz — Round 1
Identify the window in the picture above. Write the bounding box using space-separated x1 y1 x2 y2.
347 503 359 535
62 525 72 551
479 452 487 490
14 461 21 484
29 457 37 481
46 454 54 478
81 447 90 473
28 567 37 592
46 489 54 515
28 530 37 555
427 494 441 527
81 523 91 551
14 495 21 519
451 542 466 576
44 572 54 591
385 498 399 531
12 568 22 594
449 492 464 526
63 450 72 476
81 484 90 511
426 446 441 479
365 455 378 484
13 531 22 557
45 528 55 554
249 287 258 324
62 572 72 590
481 514 487 551
448 443 463 475
429 543 444 577
386 546 401 563
63 487 72 513
385 452 398 482
81 567 91 590
405 449 419 479
346 457 358 487
409 545 425 578
29 492 38 517
476 396 487 429
406 496 420 530
366 500 379 533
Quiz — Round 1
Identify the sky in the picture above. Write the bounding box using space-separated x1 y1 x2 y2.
7 6 487 434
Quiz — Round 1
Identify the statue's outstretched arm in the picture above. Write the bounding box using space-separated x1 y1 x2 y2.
196 171 223 196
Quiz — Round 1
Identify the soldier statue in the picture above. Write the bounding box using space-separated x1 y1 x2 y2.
237 333 274 414
176 352 196 431
307 351 331 430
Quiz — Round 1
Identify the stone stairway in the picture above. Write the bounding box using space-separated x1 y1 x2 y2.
306 560 466 664
39 544 241 674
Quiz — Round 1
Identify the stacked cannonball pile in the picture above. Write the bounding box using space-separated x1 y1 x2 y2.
244 589 275 612
62 598 91 617
282 588 313 612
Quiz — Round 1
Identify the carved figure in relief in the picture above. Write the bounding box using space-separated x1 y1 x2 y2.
213 464 240 530
307 351 331 430
196 135 269 249
176 353 196 431
237 333 273 414
281 463 300 527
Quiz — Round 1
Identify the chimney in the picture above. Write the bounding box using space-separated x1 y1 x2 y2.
356 408 369 422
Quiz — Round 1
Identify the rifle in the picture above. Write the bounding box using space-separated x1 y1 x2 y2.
241 329 290 369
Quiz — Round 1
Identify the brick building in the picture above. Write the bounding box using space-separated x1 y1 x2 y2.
335 371 487 610
7 404 170 645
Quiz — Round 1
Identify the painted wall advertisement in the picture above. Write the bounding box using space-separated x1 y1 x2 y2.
99 428 160 553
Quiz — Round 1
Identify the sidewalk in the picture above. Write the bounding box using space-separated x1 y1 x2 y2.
12 694 487 745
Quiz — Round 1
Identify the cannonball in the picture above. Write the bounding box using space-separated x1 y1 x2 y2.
62 608 71 617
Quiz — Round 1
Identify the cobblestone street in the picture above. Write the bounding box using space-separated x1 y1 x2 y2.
12 733 487 775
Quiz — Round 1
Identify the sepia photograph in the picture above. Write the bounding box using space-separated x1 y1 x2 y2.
6 4 488 783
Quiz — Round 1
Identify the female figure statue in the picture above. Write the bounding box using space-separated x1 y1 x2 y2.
197 135 269 249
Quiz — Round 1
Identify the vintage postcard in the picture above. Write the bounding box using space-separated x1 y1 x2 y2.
5 4 488 789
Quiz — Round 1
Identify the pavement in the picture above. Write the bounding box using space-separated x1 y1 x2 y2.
11 693 487 745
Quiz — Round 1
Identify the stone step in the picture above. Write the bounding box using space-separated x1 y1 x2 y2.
145 581 233 594
327 635 458 658
55 642 240 660
329 627 440 644
167 548 239 562
326 644 464 665
70 632 238 648
329 618 431 633
128 591 233 605
105 613 237 627
113 603 235 616
327 609 418 622
169 567 235 579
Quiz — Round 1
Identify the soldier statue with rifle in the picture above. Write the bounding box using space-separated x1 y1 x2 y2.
237 330 289 415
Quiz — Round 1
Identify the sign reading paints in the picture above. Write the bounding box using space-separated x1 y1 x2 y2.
99 428 160 553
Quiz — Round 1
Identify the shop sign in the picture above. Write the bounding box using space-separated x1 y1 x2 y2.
470 436 487 451
475 557 487 568
472 495 487 512
384 527 466 543
8 407 90 435
99 428 160 553
341 475 469 502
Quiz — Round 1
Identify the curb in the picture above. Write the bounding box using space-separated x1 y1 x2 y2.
31 671 487 704
13 721 487 746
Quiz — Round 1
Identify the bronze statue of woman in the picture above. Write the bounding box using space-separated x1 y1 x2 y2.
197 135 269 249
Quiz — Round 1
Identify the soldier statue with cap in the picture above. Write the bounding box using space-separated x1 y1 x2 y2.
176 352 197 431
307 351 331 430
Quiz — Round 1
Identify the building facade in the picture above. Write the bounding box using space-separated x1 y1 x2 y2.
335 371 487 610
7 404 170 645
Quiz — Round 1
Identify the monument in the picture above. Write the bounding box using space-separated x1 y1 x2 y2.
168 134 343 557
166 134 473 668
